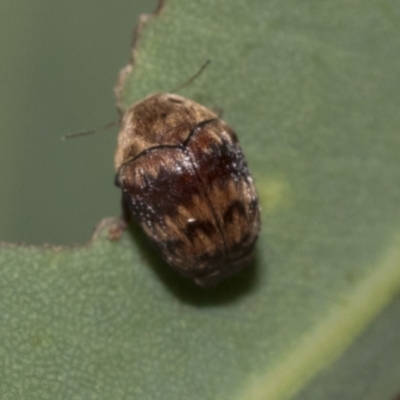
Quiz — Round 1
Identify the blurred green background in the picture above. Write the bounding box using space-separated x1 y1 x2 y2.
0 0 157 245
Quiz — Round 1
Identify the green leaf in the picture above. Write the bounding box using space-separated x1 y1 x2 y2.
2 0 400 399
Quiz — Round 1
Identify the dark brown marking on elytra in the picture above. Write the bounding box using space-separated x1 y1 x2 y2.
184 219 217 243
223 200 247 226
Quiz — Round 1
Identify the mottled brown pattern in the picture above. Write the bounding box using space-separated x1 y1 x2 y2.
115 93 260 286
115 94 217 171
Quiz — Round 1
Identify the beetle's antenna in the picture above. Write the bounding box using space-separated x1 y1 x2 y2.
172 60 211 93
62 121 117 140
62 61 210 140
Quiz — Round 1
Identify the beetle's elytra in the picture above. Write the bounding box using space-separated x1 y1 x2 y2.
114 93 260 287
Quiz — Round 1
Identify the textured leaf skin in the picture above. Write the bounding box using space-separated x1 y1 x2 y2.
1 0 400 399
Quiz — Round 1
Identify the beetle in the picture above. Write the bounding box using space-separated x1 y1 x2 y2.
114 91 260 287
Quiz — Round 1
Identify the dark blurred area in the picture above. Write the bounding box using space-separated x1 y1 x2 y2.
0 0 157 245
